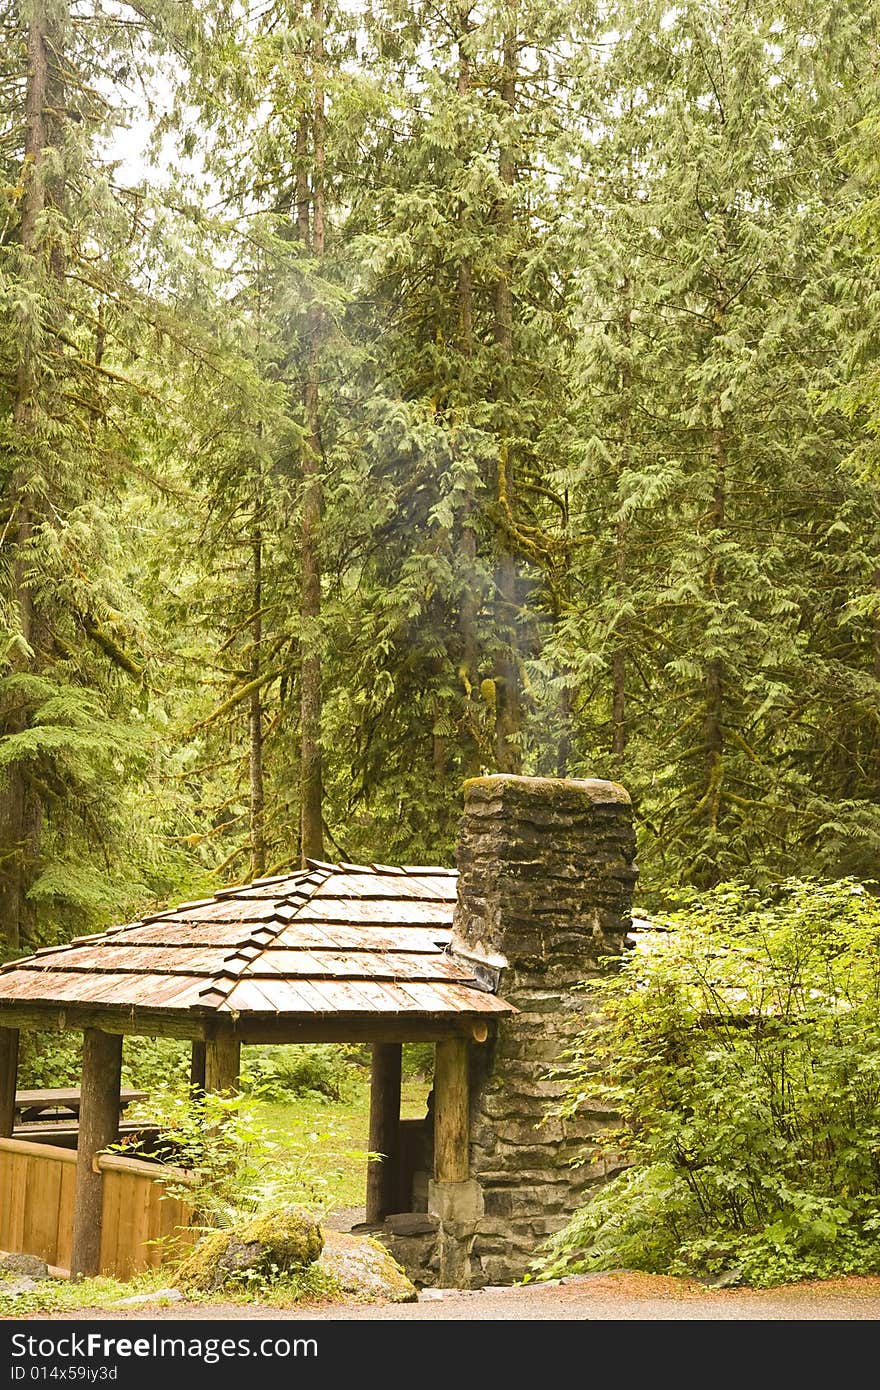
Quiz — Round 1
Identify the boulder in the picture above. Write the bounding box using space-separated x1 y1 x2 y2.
0 1253 50 1280
0 1277 39 1297
114 1288 183 1306
376 1224 441 1288
698 1267 746 1290
384 1212 439 1238
176 1207 323 1292
316 1231 417 1303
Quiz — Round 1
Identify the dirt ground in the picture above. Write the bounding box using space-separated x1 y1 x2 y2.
37 1272 880 1321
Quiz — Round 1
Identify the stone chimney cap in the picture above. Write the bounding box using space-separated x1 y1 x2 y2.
463 774 631 806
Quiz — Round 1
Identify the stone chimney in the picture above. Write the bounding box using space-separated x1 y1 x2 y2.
449 774 637 1286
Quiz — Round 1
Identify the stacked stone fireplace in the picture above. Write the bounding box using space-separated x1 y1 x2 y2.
375 773 637 1288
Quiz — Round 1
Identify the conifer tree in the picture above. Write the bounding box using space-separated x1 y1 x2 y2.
333 0 586 836
552 0 880 885
0 0 226 945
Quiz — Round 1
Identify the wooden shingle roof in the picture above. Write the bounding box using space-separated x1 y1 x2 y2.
0 861 513 1041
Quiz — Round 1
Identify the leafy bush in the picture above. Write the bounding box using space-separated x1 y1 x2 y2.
402 1042 434 1079
122 1037 190 1092
15 1031 190 1095
240 1045 359 1103
17 1030 82 1088
17 1032 192 1092
541 879 880 1287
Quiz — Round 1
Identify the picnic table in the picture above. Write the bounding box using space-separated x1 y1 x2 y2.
14 1087 147 1126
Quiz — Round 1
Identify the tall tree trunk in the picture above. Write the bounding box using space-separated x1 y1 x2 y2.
249 523 266 878
612 281 633 762
492 6 522 774
611 645 626 758
296 96 310 247
704 422 726 840
456 6 481 778
299 0 325 863
0 11 51 949
873 568 880 684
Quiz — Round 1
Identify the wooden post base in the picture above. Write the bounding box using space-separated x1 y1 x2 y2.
71 1029 123 1279
365 1042 402 1224
204 1038 240 1095
434 1038 469 1182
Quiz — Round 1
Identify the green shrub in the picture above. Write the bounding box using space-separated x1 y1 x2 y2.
17 1030 82 1088
541 879 880 1287
122 1036 190 1091
240 1045 358 1103
20 1034 192 1093
402 1042 434 1079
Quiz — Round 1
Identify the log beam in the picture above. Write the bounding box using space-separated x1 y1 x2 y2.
71 1028 122 1278
0 1007 491 1046
365 1042 402 1224
434 1038 470 1182
0 1007 208 1040
0 1026 18 1138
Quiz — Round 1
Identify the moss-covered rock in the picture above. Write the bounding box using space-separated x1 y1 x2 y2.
316 1231 417 1303
176 1207 323 1291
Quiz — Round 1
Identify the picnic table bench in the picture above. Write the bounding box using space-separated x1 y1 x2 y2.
14 1087 147 1126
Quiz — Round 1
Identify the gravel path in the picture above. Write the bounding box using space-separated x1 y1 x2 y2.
34 1273 880 1321
320 1205 365 1232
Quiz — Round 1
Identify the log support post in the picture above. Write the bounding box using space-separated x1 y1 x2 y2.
433 1038 469 1182
204 1037 240 1095
71 1028 122 1279
365 1042 402 1224
0 1026 19 1138
429 1037 481 1287
189 1039 207 1095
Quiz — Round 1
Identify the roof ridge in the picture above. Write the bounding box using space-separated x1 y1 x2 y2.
401 865 457 876
0 869 336 985
214 868 311 902
134 866 312 927
200 868 333 1011
305 858 457 878
97 867 316 938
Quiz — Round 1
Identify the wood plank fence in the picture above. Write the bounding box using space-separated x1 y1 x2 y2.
0 1138 195 1277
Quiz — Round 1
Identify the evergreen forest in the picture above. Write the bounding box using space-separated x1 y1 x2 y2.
4 0 880 958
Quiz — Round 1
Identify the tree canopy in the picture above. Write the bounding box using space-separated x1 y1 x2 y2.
3 0 880 953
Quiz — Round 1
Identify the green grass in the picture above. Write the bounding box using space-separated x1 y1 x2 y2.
253 1073 430 1209
0 1270 171 1318
0 1265 344 1317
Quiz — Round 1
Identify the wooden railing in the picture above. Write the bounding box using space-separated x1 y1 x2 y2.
0 1138 76 1272
0 1138 194 1277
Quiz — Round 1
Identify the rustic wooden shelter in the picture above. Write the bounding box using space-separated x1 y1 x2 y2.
0 859 514 1278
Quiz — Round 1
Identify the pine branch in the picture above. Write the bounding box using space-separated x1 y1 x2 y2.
79 613 145 681
187 667 286 734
